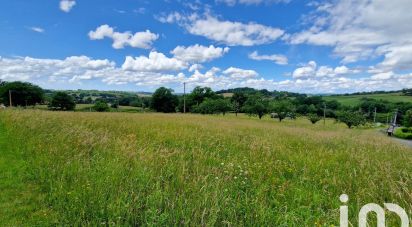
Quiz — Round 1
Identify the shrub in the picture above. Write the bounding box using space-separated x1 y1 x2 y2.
394 127 412 140
93 100 110 112
307 113 322 124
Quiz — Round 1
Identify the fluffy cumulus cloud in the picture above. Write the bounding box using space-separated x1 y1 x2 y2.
292 61 357 79
171 44 229 63
1 54 412 93
122 52 187 72
222 67 258 79
249 51 288 65
158 13 284 46
59 0 76 12
88 25 159 49
216 0 291 6
289 0 412 74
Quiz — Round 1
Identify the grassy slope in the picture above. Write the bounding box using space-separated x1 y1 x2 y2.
323 92 412 106
0 121 56 225
0 110 411 225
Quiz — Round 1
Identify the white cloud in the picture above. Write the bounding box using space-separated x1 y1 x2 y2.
60 0 76 13
159 13 284 46
292 61 317 78
122 51 187 72
1 55 411 94
293 61 355 78
29 27 45 33
249 51 288 65
188 64 203 72
289 0 412 73
88 25 159 49
222 67 258 79
216 0 291 6
171 44 229 63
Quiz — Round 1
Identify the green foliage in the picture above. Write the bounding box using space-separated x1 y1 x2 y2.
393 127 412 140
0 81 44 106
48 92 76 111
336 111 366 128
231 92 247 115
111 101 119 109
93 100 110 112
193 98 232 115
307 113 322 124
151 87 178 113
242 94 269 119
270 99 295 122
402 88 412 96
403 110 412 127
186 86 218 110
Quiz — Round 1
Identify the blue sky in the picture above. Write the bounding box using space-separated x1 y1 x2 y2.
0 0 411 93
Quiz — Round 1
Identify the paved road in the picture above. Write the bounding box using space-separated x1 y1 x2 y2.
391 137 412 148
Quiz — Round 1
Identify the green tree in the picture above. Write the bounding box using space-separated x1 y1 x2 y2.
151 87 178 113
270 99 295 122
111 101 119 109
242 94 268 119
48 92 76 111
93 100 110 112
337 111 366 128
194 98 232 115
188 86 218 108
0 81 44 106
403 110 412 127
307 113 321 124
231 92 247 116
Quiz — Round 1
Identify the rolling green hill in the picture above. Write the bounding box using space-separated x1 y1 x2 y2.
323 92 412 106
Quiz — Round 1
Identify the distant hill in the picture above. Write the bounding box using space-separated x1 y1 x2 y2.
323 92 412 106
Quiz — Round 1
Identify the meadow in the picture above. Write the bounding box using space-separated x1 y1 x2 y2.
0 110 411 226
323 92 412 106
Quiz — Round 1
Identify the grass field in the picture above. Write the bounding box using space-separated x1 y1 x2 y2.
35 104 144 113
323 92 412 106
0 110 411 225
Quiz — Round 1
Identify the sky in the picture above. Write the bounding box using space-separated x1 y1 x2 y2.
0 0 412 94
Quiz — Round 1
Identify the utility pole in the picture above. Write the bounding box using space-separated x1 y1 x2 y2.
373 107 377 123
323 103 326 125
393 109 398 125
8 90 12 107
183 82 186 114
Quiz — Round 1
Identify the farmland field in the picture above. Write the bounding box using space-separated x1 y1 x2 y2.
323 92 412 106
0 110 411 226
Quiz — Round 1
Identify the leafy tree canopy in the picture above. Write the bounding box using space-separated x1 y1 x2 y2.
48 92 76 111
151 87 178 113
0 81 44 106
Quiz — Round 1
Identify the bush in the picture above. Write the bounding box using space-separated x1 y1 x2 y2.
307 113 322 124
403 110 412 127
394 127 412 140
48 92 76 111
93 100 110 112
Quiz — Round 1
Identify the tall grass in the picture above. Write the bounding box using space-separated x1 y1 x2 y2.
0 110 411 225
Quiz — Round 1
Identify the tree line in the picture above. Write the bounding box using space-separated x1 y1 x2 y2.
1 80 411 128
